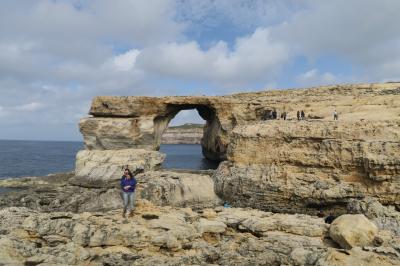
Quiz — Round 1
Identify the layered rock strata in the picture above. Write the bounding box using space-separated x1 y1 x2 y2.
77 82 400 215
161 124 203 144
214 120 400 214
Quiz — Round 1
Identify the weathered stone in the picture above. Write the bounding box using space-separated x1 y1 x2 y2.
318 247 399 266
138 171 222 209
1 203 400 265
75 149 165 181
161 124 203 144
79 83 400 214
347 197 400 236
329 214 378 249
196 218 227 234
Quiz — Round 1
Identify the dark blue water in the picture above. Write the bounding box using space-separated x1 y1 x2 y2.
0 140 83 179
0 141 217 179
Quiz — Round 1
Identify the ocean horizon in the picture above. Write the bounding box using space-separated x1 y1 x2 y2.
0 140 217 179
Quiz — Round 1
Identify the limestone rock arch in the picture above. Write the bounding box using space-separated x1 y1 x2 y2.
79 96 239 162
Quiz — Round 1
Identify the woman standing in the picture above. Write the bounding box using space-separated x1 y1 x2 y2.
120 168 137 218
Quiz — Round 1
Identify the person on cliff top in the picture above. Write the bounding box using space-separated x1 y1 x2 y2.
333 109 338 120
297 110 300 120
272 109 277 119
301 110 305 120
120 168 137 218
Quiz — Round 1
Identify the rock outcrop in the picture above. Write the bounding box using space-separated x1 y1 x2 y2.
161 124 203 144
75 149 165 181
75 82 400 215
214 120 400 214
138 171 222 209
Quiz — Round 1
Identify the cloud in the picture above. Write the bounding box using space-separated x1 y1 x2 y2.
13 102 45 112
273 0 400 81
169 109 205 126
137 28 289 87
111 49 141 72
1 0 400 140
296 69 336 86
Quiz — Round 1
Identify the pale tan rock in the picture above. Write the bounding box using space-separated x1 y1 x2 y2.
1 206 399 265
318 247 399 266
78 82 400 214
201 209 218 219
196 218 227 234
138 171 222 209
329 214 378 249
161 124 203 144
75 149 165 181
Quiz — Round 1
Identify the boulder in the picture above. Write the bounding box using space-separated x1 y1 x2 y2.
347 197 400 236
329 214 378 249
75 149 165 181
139 171 222 209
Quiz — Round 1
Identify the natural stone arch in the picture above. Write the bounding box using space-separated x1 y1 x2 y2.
79 96 233 162
153 103 225 161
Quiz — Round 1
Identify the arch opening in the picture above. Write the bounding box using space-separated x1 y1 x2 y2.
153 104 225 170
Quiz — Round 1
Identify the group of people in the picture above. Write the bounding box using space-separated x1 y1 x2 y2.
296 110 306 120
262 109 339 121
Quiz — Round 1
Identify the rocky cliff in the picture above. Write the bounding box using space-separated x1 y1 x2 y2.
78 82 400 214
161 123 203 144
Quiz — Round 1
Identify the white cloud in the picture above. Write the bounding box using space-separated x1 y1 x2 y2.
110 49 141 72
169 109 205 126
13 102 45 112
273 0 400 81
137 28 289 86
297 69 337 86
1 0 400 140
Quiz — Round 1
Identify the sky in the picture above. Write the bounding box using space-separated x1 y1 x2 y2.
0 0 400 141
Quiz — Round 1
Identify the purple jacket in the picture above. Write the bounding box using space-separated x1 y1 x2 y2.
120 176 137 193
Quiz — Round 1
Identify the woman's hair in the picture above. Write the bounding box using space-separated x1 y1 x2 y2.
124 168 133 178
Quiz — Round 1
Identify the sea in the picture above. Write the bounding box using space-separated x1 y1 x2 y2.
0 140 218 179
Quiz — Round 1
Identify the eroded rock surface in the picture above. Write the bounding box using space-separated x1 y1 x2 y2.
78 82 400 214
214 119 400 214
75 149 165 181
161 124 203 144
1 202 399 265
138 171 222 209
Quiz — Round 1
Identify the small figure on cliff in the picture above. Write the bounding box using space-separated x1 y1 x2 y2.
333 110 338 120
281 112 287 120
301 110 305 120
272 109 277 119
120 168 137 218
297 110 300 120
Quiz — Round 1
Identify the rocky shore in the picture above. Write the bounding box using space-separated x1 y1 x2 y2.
1 82 399 265
1 172 400 265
